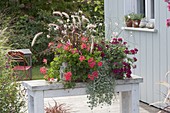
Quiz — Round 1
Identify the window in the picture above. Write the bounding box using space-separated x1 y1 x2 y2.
124 0 155 20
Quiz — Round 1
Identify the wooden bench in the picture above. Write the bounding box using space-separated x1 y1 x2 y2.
22 75 143 113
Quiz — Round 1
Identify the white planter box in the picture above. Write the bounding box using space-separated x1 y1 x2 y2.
22 75 143 113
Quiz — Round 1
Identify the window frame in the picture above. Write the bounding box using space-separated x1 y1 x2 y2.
145 0 155 21
124 0 155 21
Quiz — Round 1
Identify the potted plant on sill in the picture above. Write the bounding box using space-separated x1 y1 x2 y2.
131 13 144 28
124 13 133 27
32 11 138 109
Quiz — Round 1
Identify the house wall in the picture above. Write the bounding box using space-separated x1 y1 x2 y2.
104 0 170 106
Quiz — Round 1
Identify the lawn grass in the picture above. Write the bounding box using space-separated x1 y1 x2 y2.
32 65 44 80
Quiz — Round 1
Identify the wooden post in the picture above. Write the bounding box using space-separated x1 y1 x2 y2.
120 84 139 113
34 91 44 113
28 90 34 113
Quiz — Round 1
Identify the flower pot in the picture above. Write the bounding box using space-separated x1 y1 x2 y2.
133 20 141 28
126 20 133 27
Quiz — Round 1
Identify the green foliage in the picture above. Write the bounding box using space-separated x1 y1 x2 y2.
0 0 105 65
124 13 134 22
87 64 116 109
131 13 144 20
77 0 104 22
0 28 25 113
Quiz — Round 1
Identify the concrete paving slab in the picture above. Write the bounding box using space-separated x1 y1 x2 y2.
44 95 160 113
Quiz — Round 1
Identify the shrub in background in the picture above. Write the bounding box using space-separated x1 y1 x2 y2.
0 0 104 65
0 28 25 113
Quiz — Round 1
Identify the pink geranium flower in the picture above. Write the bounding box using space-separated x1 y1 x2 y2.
71 49 77 54
57 43 62 48
81 37 88 42
43 58 47 64
48 42 54 47
88 57 94 63
81 43 87 49
64 72 72 81
98 61 103 66
63 45 69 51
79 56 85 62
40 66 47 74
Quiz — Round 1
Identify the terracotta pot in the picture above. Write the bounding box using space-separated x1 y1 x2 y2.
126 20 133 27
133 20 141 28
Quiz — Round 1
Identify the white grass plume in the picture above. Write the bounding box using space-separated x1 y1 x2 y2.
31 32 43 47
53 11 62 17
62 12 69 18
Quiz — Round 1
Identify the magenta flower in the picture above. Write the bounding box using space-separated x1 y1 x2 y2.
168 3 170 11
134 48 138 52
124 49 129 54
133 57 137 62
130 49 136 54
166 18 170 27
101 52 105 57
123 42 127 45
118 38 123 42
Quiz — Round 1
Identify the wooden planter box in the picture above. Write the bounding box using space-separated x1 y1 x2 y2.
22 75 143 113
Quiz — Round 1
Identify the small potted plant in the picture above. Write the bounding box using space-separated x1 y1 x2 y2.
131 13 144 28
124 13 133 27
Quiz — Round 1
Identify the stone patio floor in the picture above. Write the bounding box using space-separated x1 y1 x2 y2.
42 95 160 113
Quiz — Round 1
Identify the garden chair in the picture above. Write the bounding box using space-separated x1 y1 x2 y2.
8 51 32 80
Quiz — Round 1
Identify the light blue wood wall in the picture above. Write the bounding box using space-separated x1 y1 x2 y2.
105 0 170 106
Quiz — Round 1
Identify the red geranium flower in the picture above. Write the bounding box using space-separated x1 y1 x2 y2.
92 71 98 77
98 61 103 66
88 74 94 81
64 72 72 81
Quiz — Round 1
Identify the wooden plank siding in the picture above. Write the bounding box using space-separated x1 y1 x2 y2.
104 0 170 106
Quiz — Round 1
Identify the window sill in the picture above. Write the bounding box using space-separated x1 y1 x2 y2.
122 27 157 33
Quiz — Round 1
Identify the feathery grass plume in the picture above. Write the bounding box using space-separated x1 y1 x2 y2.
62 12 69 19
53 11 62 17
31 32 43 47
87 24 96 29
71 15 76 25
90 36 94 54
82 15 89 23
